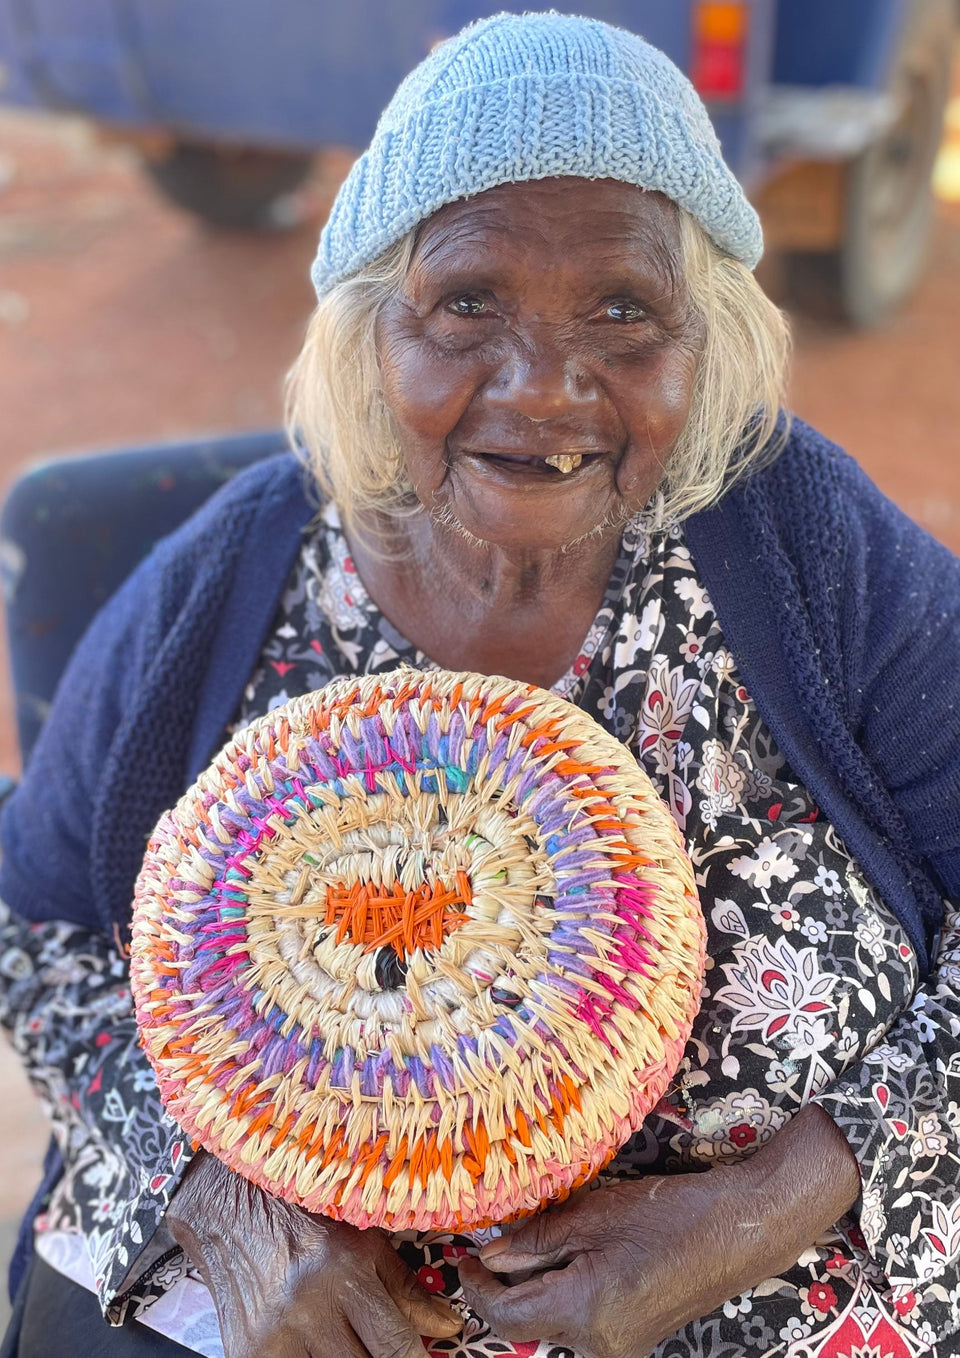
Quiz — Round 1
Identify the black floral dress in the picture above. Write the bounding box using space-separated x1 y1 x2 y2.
3 501 960 1358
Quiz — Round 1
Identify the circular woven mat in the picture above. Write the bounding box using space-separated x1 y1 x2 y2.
132 669 704 1232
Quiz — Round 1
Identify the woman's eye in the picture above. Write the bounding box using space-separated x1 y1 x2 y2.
605 300 647 323
447 295 489 317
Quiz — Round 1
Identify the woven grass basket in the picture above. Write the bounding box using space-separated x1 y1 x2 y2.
132 669 705 1233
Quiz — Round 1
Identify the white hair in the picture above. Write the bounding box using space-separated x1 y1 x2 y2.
285 209 790 532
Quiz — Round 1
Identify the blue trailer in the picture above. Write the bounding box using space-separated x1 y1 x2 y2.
0 0 954 324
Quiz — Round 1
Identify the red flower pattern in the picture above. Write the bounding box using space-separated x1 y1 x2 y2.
418 1265 446 1294
729 1122 757 1148
807 1280 839 1314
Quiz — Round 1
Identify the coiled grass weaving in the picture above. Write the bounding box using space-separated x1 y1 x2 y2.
132 670 705 1232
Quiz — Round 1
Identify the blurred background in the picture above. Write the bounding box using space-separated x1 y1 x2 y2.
0 0 958 1327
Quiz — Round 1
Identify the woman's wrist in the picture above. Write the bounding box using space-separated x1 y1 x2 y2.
167 1150 287 1267
167 1151 231 1264
715 1103 862 1286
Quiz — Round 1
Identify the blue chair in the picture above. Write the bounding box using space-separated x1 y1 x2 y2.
0 429 284 769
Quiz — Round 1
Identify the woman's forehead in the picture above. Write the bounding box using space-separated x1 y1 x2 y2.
410 178 681 284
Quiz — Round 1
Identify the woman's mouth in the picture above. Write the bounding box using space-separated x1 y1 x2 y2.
464 449 605 479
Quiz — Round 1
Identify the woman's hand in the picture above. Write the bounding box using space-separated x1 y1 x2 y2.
166 1150 462 1358
459 1104 861 1358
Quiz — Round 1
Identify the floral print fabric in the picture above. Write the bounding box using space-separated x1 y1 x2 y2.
3 500 960 1356
0 907 194 1321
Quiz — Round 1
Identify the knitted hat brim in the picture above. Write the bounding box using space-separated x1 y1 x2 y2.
312 70 762 299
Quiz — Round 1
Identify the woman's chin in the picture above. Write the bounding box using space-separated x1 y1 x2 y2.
430 460 626 553
433 495 622 554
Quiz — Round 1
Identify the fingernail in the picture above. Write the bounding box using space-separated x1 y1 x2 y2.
478 1239 510 1261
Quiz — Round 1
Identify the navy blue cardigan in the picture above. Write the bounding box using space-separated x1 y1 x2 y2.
2 417 959 979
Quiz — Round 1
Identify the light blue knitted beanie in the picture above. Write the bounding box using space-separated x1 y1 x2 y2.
310 11 763 299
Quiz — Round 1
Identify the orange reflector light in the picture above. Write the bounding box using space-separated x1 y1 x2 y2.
691 1 749 101
694 2 748 43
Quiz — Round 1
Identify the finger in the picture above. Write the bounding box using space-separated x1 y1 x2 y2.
234 1306 371 1358
224 1319 366 1358
308 1323 373 1358
457 1257 566 1344
478 1212 577 1272
349 1290 437 1358
207 1290 299 1358
376 1244 461 1336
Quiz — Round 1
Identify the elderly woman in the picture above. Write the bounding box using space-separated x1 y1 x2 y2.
2 11 960 1358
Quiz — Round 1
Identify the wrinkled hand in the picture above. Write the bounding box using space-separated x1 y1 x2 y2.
458 1105 861 1358
167 1150 461 1358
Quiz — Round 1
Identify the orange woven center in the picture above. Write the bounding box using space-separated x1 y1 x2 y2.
323 873 473 959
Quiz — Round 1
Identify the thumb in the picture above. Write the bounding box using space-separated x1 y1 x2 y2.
377 1245 461 1338
394 1289 462 1340
479 1210 577 1272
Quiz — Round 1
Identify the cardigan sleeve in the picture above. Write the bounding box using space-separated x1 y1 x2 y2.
0 450 307 935
845 468 960 902
0 453 308 1320
0 536 194 1316
0 505 224 1317
794 445 960 1337
0 556 158 932
812 902 960 1344
0 499 223 1314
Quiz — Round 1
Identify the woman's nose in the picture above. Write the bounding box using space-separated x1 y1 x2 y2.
484 337 599 421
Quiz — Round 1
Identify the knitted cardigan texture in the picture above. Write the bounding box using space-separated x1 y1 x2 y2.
2 420 958 979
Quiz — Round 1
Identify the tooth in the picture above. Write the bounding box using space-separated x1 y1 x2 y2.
544 454 583 474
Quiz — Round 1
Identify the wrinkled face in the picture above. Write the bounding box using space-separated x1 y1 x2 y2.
376 177 702 551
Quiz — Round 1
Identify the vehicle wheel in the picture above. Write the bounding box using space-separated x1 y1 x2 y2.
785 0 954 327
142 141 314 230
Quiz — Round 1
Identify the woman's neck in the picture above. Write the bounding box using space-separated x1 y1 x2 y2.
346 508 623 689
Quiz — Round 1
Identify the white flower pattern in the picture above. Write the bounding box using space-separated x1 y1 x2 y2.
713 935 840 1053
728 836 800 888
